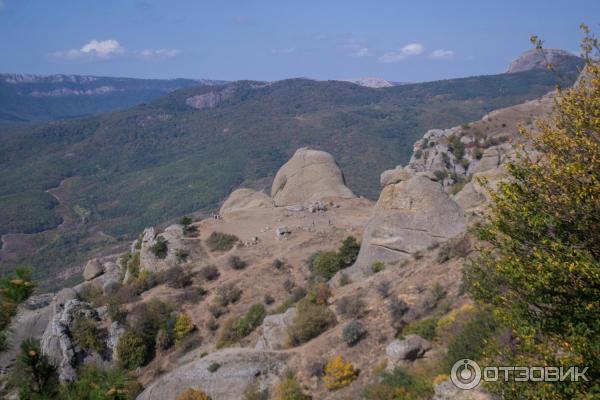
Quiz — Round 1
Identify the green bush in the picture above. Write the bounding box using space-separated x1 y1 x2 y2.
150 235 169 258
117 331 149 370
228 255 247 270
206 232 239 252
444 309 496 370
218 304 266 347
363 366 432 400
338 236 360 266
207 362 220 373
312 251 342 280
371 261 385 273
448 135 465 159
8 338 58 399
107 297 127 324
199 264 220 281
71 315 105 353
287 298 335 346
59 365 140 399
402 317 439 340
271 374 311 400
342 320 367 346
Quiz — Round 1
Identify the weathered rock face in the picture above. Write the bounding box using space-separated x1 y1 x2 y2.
139 224 188 273
185 85 235 110
386 335 432 367
220 188 274 215
338 175 465 282
0 294 54 373
137 348 290 400
255 307 297 350
83 259 103 281
41 299 98 381
271 147 355 206
507 48 582 74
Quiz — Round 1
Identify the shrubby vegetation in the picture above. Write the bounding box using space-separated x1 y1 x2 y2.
176 388 212 400
310 236 360 280
218 304 266 347
286 288 336 346
0 266 34 351
323 355 359 390
462 32 600 399
206 232 239 252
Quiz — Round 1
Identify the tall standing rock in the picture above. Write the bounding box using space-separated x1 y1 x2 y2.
335 172 466 283
271 147 355 206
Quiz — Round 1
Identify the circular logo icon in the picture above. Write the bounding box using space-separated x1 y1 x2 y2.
451 359 482 390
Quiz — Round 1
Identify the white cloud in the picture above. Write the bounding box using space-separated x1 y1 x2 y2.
137 48 181 60
271 47 295 55
341 40 370 57
52 39 124 60
379 43 424 63
429 49 455 59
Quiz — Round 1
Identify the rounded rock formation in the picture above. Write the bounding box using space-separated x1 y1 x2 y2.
220 188 274 215
271 147 355 206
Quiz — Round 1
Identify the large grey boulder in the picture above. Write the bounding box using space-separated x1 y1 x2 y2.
83 259 103 281
137 348 290 400
386 335 432 367
271 147 355 206
0 294 54 373
255 307 297 350
337 175 465 282
220 188 274 215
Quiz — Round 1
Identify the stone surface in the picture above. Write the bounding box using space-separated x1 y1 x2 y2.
0 295 54 373
185 86 235 110
386 335 432 366
337 175 466 282
271 147 355 206
137 348 290 400
220 188 274 215
40 299 97 381
380 167 414 187
139 224 188 273
255 307 297 350
83 258 103 281
507 48 582 73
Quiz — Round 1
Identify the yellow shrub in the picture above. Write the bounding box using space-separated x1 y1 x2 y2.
176 388 211 400
323 355 359 390
433 374 450 386
174 312 194 340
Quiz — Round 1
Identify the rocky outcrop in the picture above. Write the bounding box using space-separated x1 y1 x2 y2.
343 77 393 88
271 147 355 206
386 335 431 367
137 348 290 400
220 188 274 215
255 307 297 350
337 173 465 282
0 294 54 373
41 299 98 381
83 259 103 281
139 224 189 273
507 48 582 74
185 86 235 110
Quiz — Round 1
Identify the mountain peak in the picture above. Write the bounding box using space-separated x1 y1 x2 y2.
507 48 583 73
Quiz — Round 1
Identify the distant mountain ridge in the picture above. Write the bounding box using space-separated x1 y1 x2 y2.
0 73 226 123
0 64 582 287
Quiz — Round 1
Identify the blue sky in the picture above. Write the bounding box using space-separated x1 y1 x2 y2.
0 0 598 82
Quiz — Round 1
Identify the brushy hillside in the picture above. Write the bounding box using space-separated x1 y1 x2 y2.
0 66 581 285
